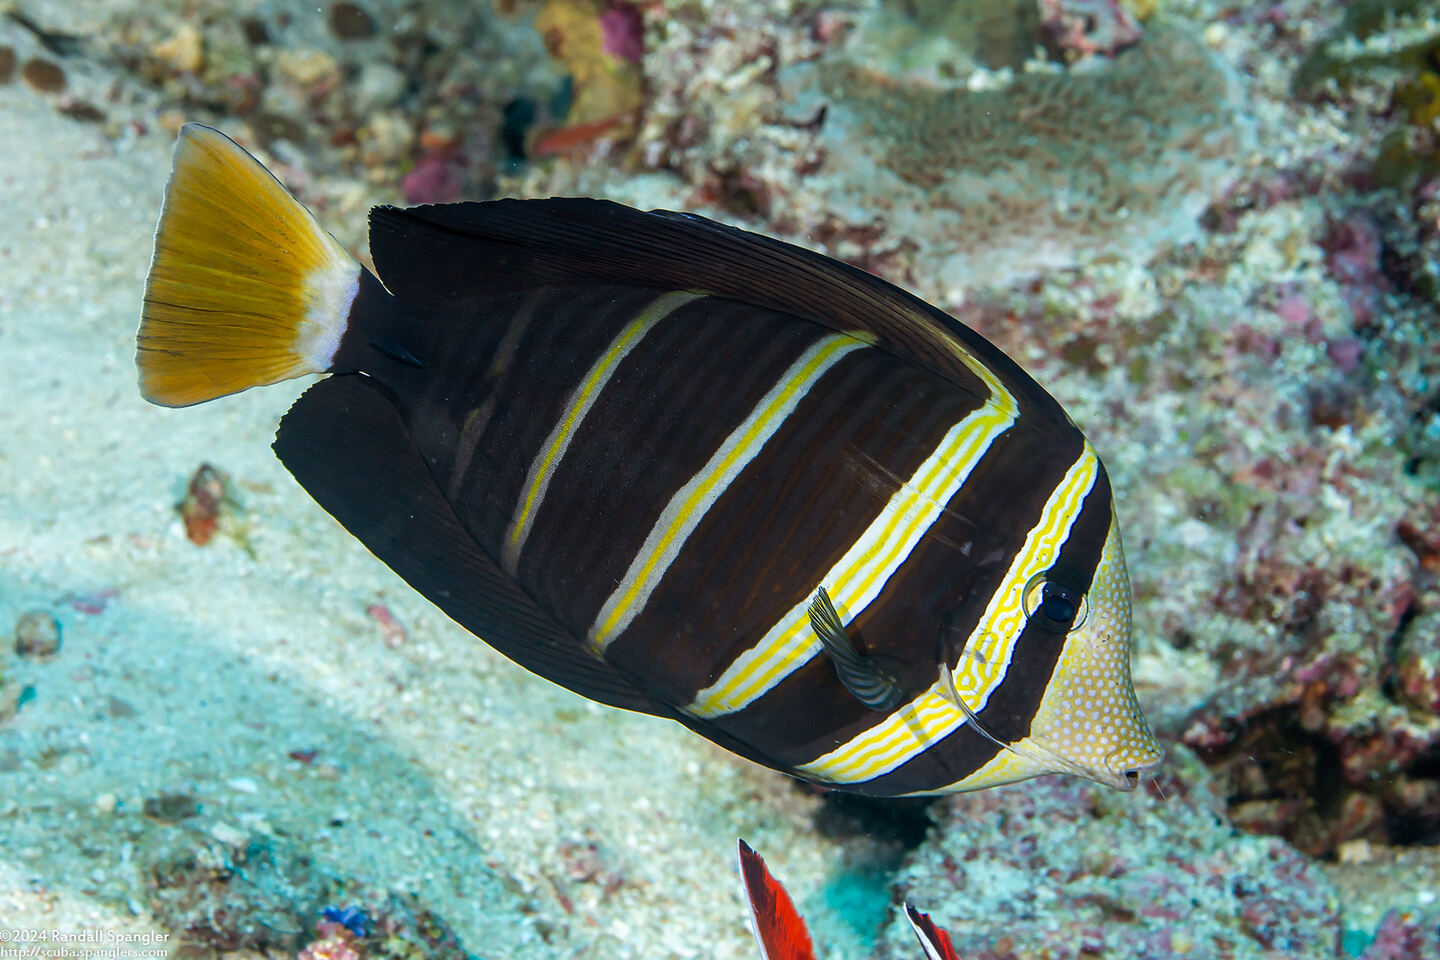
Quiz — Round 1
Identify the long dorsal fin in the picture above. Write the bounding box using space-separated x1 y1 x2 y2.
272 373 667 716
366 198 1057 415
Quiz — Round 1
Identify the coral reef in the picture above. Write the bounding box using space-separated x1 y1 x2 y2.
8 0 1253 295
1293 0 1440 103
142 828 476 959
1038 0 1144 60
0 0 568 248
530 0 644 155
294 901 472 960
877 748 1344 960
775 21 1251 293
1075 0 1440 863
145 831 325 954
609 1 1254 296
1357 909 1440 960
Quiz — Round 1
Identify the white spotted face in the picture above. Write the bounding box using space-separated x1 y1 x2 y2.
1021 513 1164 790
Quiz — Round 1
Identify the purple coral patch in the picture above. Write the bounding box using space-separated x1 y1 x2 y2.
400 154 463 204
1039 0 1144 59
879 751 1343 959
599 3 644 64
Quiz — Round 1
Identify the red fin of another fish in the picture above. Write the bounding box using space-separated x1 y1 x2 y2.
904 904 962 960
530 115 625 156
737 840 817 960
272 373 669 716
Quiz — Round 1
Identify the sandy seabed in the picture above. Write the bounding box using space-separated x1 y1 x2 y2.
0 87 872 959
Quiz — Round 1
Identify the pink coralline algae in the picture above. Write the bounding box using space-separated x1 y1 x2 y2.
1323 213 1388 328
1326 216 1384 287
599 3 644 64
400 153 464 205
1275 291 1314 331
877 748 1342 960
297 928 360 960
366 603 407 648
1039 0 1144 59
1358 909 1440 960
1326 336 1364 373
65 588 117 615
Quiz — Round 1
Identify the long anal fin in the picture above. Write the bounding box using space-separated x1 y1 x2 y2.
273 374 665 716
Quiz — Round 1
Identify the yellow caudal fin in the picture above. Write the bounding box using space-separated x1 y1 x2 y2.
137 123 361 407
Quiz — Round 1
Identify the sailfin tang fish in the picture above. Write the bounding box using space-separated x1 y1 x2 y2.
137 123 1162 796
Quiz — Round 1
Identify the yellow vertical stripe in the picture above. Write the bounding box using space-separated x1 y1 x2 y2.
588 333 868 653
792 443 1099 785
503 290 703 573
448 290 543 502
686 390 1019 719
908 513 1158 795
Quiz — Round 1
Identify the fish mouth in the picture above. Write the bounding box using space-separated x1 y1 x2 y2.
1109 769 1143 792
1087 746 1166 792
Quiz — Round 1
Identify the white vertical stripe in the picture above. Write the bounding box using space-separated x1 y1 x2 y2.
792 442 1099 785
686 390 1018 719
503 290 702 572
588 333 867 653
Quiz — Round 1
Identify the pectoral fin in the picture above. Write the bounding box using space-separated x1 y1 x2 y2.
807 586 902 711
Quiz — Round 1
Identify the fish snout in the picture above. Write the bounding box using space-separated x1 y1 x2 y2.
1095 741 1166 792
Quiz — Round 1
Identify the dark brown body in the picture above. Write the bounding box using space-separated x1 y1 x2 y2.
272 200 1111 795
140 127 1163 797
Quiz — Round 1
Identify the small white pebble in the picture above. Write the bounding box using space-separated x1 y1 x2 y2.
1336 838 1373 864
209 822 249 847
227 776 259 794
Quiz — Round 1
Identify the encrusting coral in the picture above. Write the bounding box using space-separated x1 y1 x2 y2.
777 20 1253 294
877 749 1344 960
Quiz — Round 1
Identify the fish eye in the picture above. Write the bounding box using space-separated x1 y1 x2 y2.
1021 573 1088 633
1041 588 1076 624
